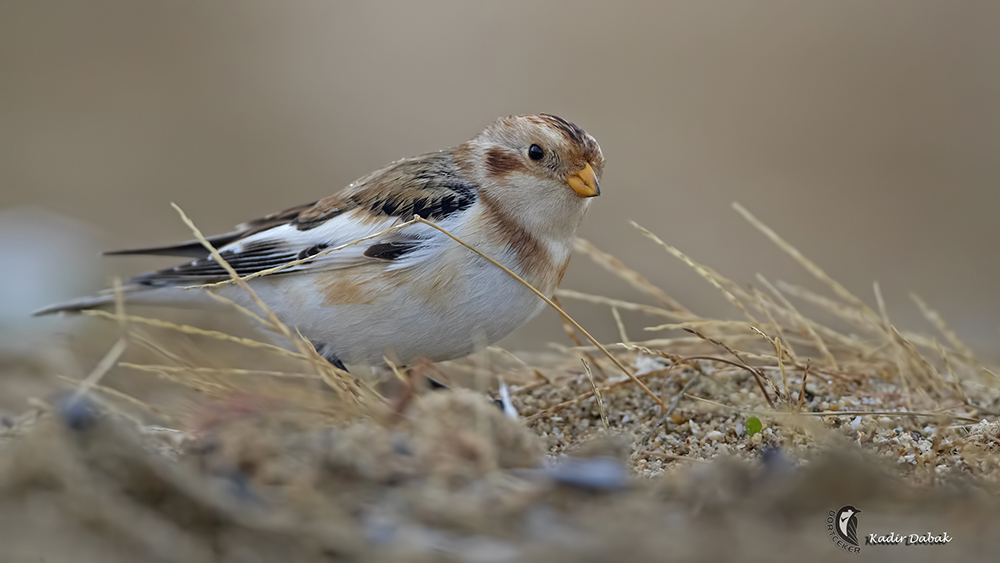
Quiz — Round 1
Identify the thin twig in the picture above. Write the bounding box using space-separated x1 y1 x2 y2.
584 360 610 432
797 360 811 412
552 294 607 379
682 328 776 408
683 394 980 423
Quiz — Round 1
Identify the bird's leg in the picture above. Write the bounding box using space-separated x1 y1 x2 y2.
384 359 433 420
409 357 451 390
409 357 507 411
309 340 348 372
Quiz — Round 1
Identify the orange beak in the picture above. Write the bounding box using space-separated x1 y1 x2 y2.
566 162 600 198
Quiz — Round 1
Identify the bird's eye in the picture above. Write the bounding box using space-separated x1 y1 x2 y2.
528 144 544 161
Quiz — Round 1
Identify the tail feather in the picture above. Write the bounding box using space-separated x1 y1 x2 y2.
102 231 243 259
32 284 220 316
32 292 119 316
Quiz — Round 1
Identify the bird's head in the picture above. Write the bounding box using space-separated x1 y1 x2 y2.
457 114 604 235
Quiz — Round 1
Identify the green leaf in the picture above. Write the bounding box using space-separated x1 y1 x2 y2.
746 417 762 436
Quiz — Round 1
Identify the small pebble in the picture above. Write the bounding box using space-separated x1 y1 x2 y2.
545 456 628 490
57 394 99 431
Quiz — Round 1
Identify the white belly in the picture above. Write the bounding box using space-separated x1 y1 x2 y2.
217 245 548 366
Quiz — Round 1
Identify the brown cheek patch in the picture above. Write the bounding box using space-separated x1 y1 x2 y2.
484 148 524 178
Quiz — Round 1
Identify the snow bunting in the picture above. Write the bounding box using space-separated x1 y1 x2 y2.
36 114 604 368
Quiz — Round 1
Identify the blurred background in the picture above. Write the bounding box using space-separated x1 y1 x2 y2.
2 0 998 357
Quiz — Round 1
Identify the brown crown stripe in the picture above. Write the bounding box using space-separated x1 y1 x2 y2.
534 114 586 145
529 114 603 169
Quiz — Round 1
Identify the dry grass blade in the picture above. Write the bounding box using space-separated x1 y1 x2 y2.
874 282 945 397
646 320 757 333
772 280 885 354
910 292 976 360
797 360 811 412
412 216 666 411
774 281 870 328
81 310 306 360
204 291 276 329
583 360 610 431
611 307 630 345
757 274 838 369
630 220 758 324
552 295 607 379
771 334 790 404
118 363 322 380
639 451 709 463
72 278 129 402
933 340 964 399
70 338 128 402
554 289 685 319
787 409 980 423
525 366 674 421
892 325 946 394
873 281 915 405
573 237 694 315
733 202 882 325
665 370 702 417
682 395 980 423
873 280 892 334
928 340 999 416
570 334 777 354
130 330 198 369
749 285 799 363
484 346 553 386
682 327 776 408
58 375 166 420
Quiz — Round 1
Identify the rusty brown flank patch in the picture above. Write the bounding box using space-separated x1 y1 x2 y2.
318 270 377 306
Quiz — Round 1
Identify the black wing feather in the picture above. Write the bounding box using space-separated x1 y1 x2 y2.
103 231 246 259
131 241 297 285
